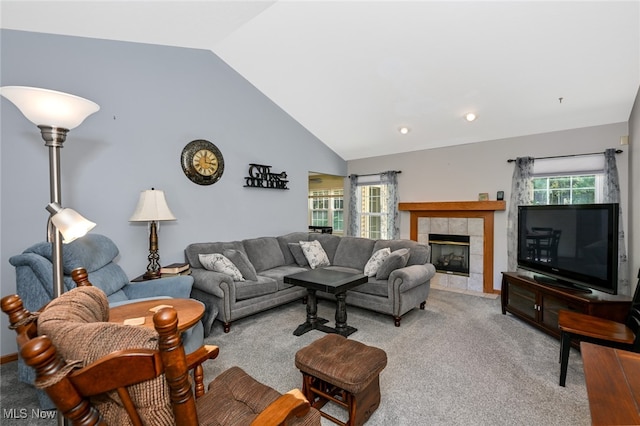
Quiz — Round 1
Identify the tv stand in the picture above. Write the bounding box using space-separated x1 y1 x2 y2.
501 272 631 342
532 275 592 294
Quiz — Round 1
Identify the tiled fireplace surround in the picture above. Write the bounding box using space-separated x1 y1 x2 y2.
399 201 506 294
419 217 485 292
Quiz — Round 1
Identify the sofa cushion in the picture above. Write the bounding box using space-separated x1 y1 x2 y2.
277 232 310 265
376 248 410 280
373 239 430 266
287 243 309 267
37 287 173 425
300 240 330 269
351 278 389 297
26 233 119 274
333 237 376 271
235 277 279 301
259 265 310 290
243 237 286 273
308 234 341 264
364 248 391 277
223 249 258 281
199 253 245 281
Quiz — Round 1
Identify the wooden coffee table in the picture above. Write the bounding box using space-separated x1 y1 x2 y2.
109 298 204 332
284 269 367 337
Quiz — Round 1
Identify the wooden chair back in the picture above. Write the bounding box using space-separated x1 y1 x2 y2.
2 291 203 425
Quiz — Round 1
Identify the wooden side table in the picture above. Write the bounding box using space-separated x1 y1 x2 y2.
109 298 204 332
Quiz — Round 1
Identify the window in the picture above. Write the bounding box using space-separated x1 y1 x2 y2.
348 171 399 240
532 174 603 205
531 155 605 205
358 185 387 239
309 189 343 234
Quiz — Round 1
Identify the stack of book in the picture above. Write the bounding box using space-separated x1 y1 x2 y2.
160 262 191 277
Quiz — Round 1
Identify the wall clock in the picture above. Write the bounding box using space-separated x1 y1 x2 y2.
181 139 224 185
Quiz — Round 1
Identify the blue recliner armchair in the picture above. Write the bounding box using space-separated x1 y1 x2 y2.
9 233 202 409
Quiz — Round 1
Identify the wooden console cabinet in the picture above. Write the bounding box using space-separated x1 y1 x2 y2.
501 272 631 341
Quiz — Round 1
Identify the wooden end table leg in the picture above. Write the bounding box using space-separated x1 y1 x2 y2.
294 289 329 336
334 292 357 336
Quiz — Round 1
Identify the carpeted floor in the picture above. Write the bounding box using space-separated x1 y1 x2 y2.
0 288 591 425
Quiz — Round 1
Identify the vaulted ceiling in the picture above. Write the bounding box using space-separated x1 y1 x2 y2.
2 1 639 160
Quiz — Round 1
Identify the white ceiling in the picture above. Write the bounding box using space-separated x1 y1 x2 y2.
2 1 639 160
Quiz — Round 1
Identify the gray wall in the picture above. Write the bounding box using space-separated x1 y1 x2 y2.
347 122 631 293
0 30 346 356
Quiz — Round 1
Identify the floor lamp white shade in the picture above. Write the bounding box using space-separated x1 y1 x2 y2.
0 86 99 129
1 86 99 296
46 203 97 244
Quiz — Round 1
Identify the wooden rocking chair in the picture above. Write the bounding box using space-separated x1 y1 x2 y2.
2 283 319 425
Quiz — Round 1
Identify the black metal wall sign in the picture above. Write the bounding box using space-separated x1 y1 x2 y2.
244 163 289 190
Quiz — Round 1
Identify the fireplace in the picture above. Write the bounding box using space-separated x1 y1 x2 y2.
398 201 506 293
429 234 470 276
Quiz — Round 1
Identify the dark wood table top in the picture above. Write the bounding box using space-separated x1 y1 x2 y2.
284 269 368 294
581 342 640 425
109 298 204 332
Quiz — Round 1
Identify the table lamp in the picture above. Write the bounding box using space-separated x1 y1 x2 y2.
130 188 176 279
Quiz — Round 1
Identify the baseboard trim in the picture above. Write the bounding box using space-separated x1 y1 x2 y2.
1 353 18 364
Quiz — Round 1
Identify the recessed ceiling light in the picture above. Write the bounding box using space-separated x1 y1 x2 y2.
465 113 477 122
399 126 410 134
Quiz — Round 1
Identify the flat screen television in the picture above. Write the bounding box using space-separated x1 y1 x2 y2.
517 203 619 294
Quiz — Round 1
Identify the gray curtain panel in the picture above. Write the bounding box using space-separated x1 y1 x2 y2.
381 171 400 240
507 157 534 271
603 148 630 296
348 174 359 237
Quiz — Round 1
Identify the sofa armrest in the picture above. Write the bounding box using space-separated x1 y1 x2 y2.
190 268 234 299
122 275 194 300
388 263 436 293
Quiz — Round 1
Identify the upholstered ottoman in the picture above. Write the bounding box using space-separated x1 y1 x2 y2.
295 334 387 426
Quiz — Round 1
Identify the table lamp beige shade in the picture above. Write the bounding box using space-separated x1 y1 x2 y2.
130 189 176 279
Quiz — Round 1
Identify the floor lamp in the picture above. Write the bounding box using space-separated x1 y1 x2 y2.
1 86 99 300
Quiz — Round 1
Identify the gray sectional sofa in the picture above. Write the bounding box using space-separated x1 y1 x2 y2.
185 232 436 336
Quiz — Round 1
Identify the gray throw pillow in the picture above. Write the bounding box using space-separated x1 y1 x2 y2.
223 249 258 281
376 248 410 280
288 243 309 267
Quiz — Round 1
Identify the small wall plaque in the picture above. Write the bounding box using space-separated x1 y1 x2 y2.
478 192 489 201
244 163 289 190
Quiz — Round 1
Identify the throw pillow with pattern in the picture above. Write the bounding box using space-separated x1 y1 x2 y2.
299 240 330 269
364 247 391 277
199 253 244 281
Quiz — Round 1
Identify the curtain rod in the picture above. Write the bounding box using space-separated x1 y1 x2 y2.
348 170 402 178
507 149 623 163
